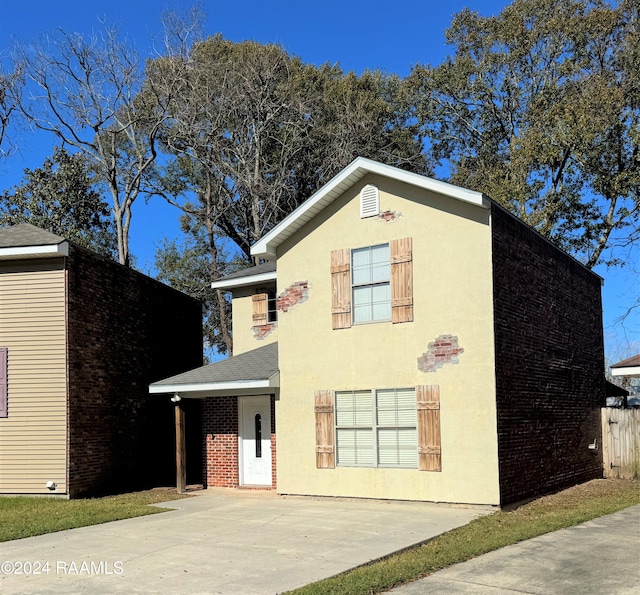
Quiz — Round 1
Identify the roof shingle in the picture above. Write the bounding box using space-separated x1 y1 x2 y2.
0 223 66 248
151 342 278 387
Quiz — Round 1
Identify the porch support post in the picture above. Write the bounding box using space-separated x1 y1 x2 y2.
174 396 186 493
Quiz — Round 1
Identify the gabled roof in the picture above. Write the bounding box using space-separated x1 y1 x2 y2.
211 261 276 291
149 342 279 398
251 157 489 259
0 223 69 260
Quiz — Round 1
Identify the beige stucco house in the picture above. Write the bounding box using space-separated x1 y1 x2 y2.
0 224 202 497
151 158 605 507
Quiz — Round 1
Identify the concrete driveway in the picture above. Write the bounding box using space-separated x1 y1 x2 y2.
0 488 488 594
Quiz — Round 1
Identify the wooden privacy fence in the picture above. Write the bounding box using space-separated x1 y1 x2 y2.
601 408 640 479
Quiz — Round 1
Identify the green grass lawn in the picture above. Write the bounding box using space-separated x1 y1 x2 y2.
287 479 640 595
0 488 189 543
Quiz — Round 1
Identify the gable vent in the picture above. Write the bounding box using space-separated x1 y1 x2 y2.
360 184 380 218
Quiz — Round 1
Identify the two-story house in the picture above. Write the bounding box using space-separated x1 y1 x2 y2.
150 157 605 507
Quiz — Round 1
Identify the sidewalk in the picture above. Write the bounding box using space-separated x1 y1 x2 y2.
391 504 640 594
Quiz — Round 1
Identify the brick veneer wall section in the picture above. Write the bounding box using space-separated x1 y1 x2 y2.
203 396 239 488
65 244 203 498
491 204 605 506
202 395 277 489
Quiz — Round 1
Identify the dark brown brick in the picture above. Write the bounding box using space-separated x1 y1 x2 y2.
65 244 203 498
491 205 604 505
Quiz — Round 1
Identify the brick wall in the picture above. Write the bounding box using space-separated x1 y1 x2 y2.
203 395 276 489
491 204 605 505
203 396 239 487
65 245 203 498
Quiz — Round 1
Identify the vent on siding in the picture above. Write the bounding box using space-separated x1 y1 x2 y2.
360 185 380 218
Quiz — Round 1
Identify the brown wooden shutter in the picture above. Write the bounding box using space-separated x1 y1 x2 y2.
417 385 441 471
252 293 268 325
391 237 413 323
0 347 7 418
331 249 351 329
314 389 335 468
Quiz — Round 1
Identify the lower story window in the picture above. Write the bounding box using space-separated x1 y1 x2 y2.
335 388 417 468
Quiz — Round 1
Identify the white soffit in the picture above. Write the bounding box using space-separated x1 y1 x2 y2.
211 271 277 290
149 372 280 397
0 242 69 261
611 366 640 378
250 157 489 259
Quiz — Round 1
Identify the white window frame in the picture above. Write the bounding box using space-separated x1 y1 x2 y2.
351 243 391 324
335 388 418 468
266 288 278 323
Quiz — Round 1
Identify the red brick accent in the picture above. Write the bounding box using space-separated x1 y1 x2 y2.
378 210 400 222
417 335 464 373
277 281 309 312
203 395 277 489
252 322 277 340
203 396 239 488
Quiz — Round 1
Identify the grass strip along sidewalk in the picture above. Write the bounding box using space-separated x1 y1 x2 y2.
0 488 189 543
287 478 640 595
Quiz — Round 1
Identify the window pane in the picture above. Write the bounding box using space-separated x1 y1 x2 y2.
371 284 391 321
337 428 374 466
378 428 417 467
336 391 372 426
353 286 372 323
353 286 371 306
370 244 390 264
377 389 416 426
370 245 390 282
352 248 372 285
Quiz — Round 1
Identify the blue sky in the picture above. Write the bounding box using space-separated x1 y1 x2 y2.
1 0 638 359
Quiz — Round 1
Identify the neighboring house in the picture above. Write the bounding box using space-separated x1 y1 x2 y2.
0 224 203 497
150 158 605 507
610 355 640 407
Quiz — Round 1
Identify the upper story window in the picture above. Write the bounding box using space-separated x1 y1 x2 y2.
252 289 278 325
351 244 391 324
331 238 413 329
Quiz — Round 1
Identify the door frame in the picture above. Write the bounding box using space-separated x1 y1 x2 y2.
237 395 272 487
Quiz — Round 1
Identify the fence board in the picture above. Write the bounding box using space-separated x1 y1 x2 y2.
601 408 640 479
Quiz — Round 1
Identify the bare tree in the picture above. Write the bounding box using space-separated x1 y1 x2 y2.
0 63 23 158
150 36 318 354
14 27 175 265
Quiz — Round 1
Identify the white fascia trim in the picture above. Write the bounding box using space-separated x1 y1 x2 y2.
149 373 280 395
611 366 640 377
0 242 69 259
211 271 277 290
250 157 488 258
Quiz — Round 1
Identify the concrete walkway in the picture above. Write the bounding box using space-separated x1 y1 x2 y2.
0 489 488 594
392 503 640 595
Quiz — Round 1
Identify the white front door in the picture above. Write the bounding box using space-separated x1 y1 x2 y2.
239 396 272 486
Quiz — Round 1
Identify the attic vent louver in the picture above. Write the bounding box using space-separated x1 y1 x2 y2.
360 184 379 218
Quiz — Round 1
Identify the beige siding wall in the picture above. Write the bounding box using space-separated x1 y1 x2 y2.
232 286 278 356
0 260 67 494
276 174 500 505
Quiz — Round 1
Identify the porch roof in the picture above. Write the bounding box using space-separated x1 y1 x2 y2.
149 342 279 398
